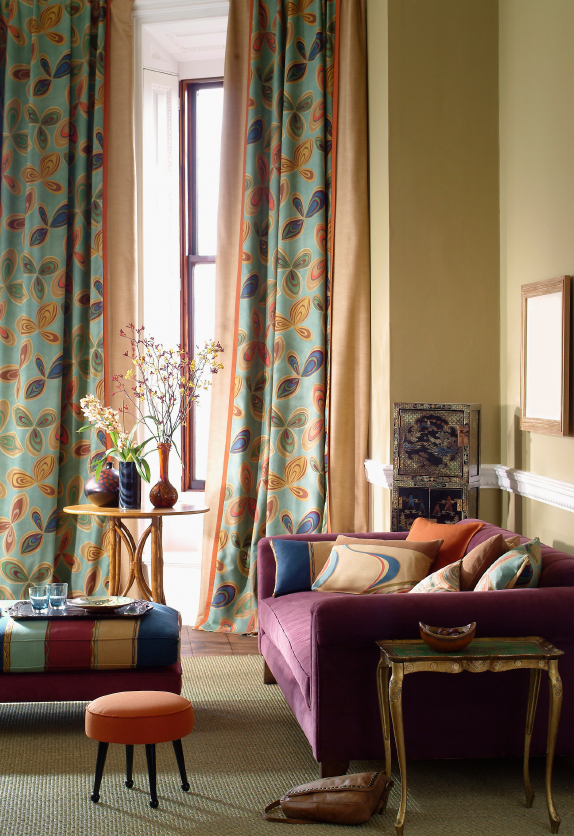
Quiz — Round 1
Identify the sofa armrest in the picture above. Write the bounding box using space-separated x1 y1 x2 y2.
310 587 574 648
256 531 408 601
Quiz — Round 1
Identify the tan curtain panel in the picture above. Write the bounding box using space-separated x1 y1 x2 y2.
328 0 370 533
195 0 252 626
106 0 138 393
105 0 139 594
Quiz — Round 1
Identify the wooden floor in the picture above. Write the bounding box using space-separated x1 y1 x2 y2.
181 626 259 657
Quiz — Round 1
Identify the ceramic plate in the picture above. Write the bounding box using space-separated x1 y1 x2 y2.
67 596 134 612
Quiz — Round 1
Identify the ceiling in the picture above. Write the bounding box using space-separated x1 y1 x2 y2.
146 16 227 64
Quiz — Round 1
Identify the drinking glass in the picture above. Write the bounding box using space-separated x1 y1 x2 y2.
29 585 49 611
48 583 68 609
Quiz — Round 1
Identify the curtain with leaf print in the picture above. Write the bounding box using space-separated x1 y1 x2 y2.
0 0 108 599
197 0 338 633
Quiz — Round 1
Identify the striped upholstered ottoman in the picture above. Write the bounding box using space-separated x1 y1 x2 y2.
0 603 182 702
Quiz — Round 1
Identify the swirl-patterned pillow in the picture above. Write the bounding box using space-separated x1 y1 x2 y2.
409 560 461 593
311 544 433 595
474 538 542 591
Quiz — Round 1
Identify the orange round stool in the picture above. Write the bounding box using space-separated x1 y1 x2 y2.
85 691 194 808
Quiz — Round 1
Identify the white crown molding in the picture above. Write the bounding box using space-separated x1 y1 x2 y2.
364 460 574 514
491 465 574 514
133 0 229 20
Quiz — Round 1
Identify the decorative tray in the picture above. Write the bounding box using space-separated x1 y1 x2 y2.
2 600 153 620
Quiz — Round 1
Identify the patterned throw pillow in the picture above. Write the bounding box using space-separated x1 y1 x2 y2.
459 534 522 591
410 560 461 593
335 535 444 561
312 542 335 580
474 538 542 591
269 540 335 596
311 544 433 595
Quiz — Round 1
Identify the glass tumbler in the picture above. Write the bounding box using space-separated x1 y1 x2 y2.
29 585 49 610
48 583 68 609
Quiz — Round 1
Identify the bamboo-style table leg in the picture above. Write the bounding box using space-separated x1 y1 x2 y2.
107 519 120 596
523 667 541 807
546 660 562 834
115 519 153 601
389 662 406 836
376 655 392 780
150 517 166 605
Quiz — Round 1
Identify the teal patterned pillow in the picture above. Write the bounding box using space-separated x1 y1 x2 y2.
474 538 542 591
410 560 461 593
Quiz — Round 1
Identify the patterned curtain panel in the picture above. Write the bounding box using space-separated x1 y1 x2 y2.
199 0 338 632
0 1 108 598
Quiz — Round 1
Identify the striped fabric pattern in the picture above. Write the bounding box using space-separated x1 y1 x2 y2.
0 604 180 673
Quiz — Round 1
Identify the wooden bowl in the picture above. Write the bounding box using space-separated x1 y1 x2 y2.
419 622 476 653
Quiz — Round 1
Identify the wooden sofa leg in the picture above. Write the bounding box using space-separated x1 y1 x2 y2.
263 660 277 684
319 760 349 779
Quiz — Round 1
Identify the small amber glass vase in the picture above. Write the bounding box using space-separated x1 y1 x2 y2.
149 443 178 508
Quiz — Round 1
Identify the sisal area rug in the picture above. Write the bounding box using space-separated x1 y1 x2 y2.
0 655 571 835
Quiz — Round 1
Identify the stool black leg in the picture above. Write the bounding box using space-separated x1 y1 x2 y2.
91 742 109 803
172 739 190 791
145 743 159 808
125 745 134 788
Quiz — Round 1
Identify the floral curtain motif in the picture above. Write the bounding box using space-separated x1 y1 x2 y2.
200 0 337 633
0 1 108 599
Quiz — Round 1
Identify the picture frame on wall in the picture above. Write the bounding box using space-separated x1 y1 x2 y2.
520 276 571 436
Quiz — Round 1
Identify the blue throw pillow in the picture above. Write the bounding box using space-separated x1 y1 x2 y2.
270 539 315 597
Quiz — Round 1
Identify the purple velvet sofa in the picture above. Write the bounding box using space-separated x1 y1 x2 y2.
257 520 574 778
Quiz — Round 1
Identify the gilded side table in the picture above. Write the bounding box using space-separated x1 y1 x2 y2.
376 637 564 836
64 503 209 604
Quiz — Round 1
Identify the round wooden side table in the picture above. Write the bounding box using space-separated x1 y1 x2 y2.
63 504 209 604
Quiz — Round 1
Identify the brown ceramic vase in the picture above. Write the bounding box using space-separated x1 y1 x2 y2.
149 443 178 508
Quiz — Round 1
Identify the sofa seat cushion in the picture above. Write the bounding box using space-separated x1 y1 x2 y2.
260 591 332 707
0 603 181 673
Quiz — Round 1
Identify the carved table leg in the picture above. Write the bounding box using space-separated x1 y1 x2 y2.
389 662 406 836
523 667 541 807
150 517 166 604
546 660 562 833
376 655 392 779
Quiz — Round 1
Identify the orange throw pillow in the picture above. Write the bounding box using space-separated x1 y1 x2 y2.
407 518 485 571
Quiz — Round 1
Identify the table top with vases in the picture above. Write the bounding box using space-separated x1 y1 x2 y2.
63 503 209 518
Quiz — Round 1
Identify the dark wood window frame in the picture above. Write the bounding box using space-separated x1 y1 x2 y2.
180 77 223 491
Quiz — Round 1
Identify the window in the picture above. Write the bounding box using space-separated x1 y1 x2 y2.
180 79 224 490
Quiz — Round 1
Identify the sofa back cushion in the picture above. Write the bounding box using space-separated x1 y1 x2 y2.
462 520 574 588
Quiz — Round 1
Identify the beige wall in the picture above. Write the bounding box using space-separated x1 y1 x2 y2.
499 0 574 552
368 0 501 528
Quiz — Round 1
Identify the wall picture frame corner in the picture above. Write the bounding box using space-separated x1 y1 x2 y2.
520 275 571 437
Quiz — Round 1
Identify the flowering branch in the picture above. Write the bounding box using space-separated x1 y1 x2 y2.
111 325 224 449
78 394 152 482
